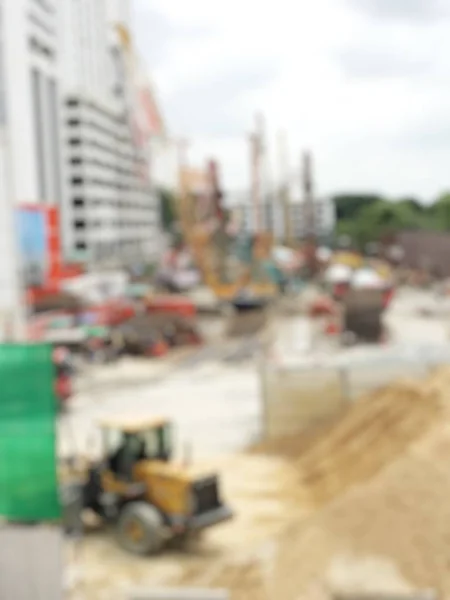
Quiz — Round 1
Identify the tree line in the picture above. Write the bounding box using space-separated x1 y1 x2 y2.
333 193 450 249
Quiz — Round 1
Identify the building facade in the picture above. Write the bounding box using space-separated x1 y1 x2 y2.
0 0 61 338
234 194 336 242
0 0 163 271
60 0 162 267
2 0 62 207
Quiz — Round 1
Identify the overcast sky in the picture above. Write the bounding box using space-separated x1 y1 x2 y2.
134 0 450 202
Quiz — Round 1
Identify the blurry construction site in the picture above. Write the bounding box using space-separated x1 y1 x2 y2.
7 127 450 600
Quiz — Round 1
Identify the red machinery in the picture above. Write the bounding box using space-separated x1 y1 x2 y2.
53 347 74 410
146 295 196 319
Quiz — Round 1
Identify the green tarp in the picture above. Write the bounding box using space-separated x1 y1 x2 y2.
0 344 60 520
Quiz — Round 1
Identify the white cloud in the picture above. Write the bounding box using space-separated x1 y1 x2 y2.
134 0 450 200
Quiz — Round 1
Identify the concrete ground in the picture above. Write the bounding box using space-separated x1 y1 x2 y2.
59 339 263 462
59 287 450 461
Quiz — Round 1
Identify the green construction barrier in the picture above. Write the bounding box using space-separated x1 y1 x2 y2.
0 344 60 521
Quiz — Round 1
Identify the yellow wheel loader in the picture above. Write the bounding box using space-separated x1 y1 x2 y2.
65 416 233 555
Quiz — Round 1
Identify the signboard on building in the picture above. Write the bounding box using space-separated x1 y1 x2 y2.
16 205 61 289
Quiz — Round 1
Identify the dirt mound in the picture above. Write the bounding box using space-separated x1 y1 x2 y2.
268 447 450 600
257 372 443 507
177 369 450 599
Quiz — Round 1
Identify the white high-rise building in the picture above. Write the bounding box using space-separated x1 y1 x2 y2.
2 0 63 206
0 0 62 338
60 0 162 267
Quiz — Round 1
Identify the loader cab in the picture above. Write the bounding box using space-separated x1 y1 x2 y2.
100 417 173 481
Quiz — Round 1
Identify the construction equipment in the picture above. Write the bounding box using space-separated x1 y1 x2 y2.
342 288 385 343
177 147 276 326
65 416 232 555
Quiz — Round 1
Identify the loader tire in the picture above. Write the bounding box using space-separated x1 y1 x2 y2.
116 502 164 555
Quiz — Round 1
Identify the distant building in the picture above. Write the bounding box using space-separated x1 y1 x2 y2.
288 197 336 242
391 230 450 278
231 194 336 242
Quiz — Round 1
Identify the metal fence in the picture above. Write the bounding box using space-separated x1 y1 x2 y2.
259 345 450 439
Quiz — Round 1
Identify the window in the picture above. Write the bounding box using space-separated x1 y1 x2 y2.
74 220 86 230
69 138 82 146
70 157 82 165
72 177 84 185
28 36 54 59
72 197 85 207
32 0 55 15
48 77 61 202
67 118 81 127
75 241 86 250
31 67 46 200
67 98 79 107
28 13 55 36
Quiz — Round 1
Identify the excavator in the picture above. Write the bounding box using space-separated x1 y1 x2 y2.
188 225 277 335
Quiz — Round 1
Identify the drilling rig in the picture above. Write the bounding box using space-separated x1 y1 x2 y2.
302 151 318 277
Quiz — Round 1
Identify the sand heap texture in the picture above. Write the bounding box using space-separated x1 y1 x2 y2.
180 368 450 600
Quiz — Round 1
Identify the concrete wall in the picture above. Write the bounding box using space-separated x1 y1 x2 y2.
261 363 345 439
0 525 63 599
260 346 450 440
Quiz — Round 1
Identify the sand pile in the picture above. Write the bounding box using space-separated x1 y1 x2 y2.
258 369 445 507
178 368 450 599
268 446 450 600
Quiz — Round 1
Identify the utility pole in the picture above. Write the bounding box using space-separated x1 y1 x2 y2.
278 130 292 245
302 150 315 238
249 113 264 234
302 150 317 275
176 137 190 238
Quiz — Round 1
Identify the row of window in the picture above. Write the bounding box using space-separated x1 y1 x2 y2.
68 136 144 166
66 97 127 127
73 239 143 254
69 155 143 180
29 35 54 59
28 11 55 37
73 219 154 230
67 117 132 145
72 197 156 211
31 0 55 15
70 175 150 195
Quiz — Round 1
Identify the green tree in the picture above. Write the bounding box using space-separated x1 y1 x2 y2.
429 193 450 231
158 188 178 232
336 198 424 249
333 194 382 221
